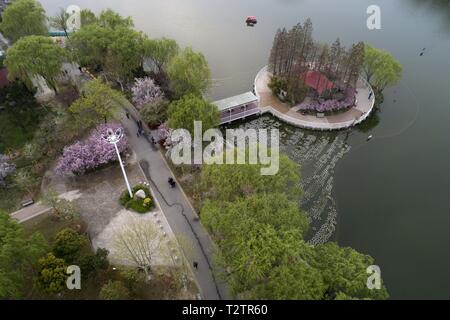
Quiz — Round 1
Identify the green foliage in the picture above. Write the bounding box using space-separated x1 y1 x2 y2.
268 76 287 97
119 185 153 214
68 9 142 84
53 228 87 264
42 189 79 221
68 23 113 68
140 99 168 128
69 79 123 127
199 151 388 300
0 211 48 299
142 37 179 73
167 94 219 135
202 193 309 239
363 44 403 92
13 168 39 195
167 47 211 98
80 9 98 26
5 35 66 89
77 248 109 279
0 0 48 43
97 9 134 30
35 253 67 295
99 280 130 300
0 82 45 153
201 153 301 202
287 76 308 104
313 243 389 300
104 26 144 85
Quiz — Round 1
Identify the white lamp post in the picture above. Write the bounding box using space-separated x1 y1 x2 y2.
102 127 133 198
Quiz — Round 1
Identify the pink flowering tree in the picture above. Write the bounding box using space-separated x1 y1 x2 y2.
0 154 15 187
131 77 164 108
56 123 129 175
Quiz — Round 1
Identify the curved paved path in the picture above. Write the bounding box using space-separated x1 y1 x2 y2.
119 100 230 300
255 66 376 130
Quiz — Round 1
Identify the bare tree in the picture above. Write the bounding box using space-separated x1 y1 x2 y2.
50 8 70 38
113 218 166 280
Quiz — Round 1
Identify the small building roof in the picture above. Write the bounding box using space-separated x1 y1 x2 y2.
301 71 335 95
213 91 258 112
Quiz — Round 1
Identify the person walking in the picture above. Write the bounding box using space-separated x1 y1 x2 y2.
368 92 373 100
193 261 199 269
126 112 130 119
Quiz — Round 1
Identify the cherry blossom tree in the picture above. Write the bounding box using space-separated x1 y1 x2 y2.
131 77 164 108
56 123 128 175
0 154 15 187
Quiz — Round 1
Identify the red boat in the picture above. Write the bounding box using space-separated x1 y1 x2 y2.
246 16 258 24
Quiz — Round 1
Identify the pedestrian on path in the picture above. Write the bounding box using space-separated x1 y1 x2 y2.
368 92 373 100
193 261 199 269
126 112 130 119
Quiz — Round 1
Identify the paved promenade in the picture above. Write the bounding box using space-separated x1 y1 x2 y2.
255 66 375 130
119 100 230 300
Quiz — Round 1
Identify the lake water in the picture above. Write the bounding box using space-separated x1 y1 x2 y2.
41 0 450 299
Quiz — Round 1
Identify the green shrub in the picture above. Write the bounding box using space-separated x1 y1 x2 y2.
268 76 287 97
52 228 87 264
99 280 130 300
119 184 154 214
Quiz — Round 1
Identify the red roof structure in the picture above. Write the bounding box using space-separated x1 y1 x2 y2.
300 71 335 95
0 69 9 88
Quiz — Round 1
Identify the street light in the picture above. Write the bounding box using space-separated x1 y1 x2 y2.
102 127 133 198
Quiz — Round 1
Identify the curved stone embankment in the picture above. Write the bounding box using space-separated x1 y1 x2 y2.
254 66 376 131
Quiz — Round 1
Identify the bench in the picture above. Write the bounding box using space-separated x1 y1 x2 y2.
21 199 34 208
316 113 325 118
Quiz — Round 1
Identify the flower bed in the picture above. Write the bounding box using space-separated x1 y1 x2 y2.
119 184 154 214
300 88 356 113
56 123 128 175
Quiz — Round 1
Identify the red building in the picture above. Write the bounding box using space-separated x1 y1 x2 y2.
300 71 335 95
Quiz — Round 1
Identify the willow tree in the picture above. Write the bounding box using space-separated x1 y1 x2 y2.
363 44 403 92
0 0 48 43
4 35 66 91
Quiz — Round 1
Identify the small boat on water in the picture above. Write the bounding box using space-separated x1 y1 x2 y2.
246 16 258 25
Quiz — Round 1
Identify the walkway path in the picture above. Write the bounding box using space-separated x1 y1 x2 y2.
255 66 376 130
10 202 51 223
119 100 230 300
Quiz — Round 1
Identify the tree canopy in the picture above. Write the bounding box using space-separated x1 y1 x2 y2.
34 253 68 295
167 94 219 135
68 11 143 87
5 35 66 89
313 242 389 300
142 37 179 73
0 212 48 299
167 47 211 98
199 151 389 300
200 153 301 202
0 0 48 43
69 79 123 127
363 44 403 92
53 228 87 264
